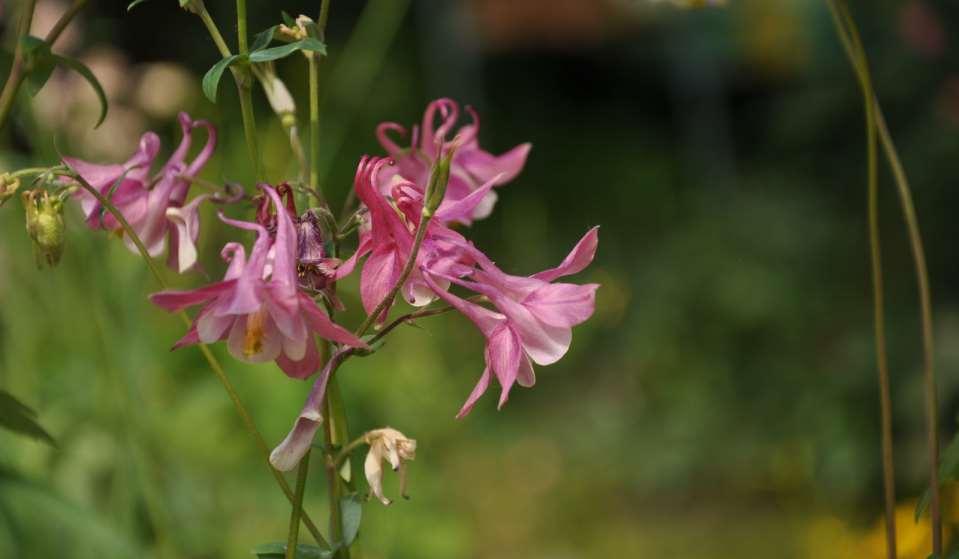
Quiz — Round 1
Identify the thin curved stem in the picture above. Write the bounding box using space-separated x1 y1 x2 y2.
355 215 431 337
195 3 233 59
68 172 330 549
285 449 312 559
825 4 897 556
0 0 87 128
308 52 324 204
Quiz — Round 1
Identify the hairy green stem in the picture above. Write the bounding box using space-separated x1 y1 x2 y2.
68 172 330 549
195 3 233 59
285 449 312 559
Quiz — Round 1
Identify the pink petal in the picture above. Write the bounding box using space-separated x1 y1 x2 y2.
149 279 237 312
456 365 492 419
270 351 344 471
487 326 523 409
531 226 599 282
276 336 320 379
299 294 368 348
523 283 598 328
457 142 531 186
435 174 501 224
360 244 402 322
165 194 209 273
226 312 283 363
422 271 506 337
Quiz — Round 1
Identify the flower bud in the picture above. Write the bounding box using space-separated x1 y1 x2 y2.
363 427 416 505
0 173 21 206
422 147 454 217
278 14 316 41
21 190 65 268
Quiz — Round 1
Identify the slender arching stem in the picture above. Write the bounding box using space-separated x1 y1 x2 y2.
828 1 943 554
67 172 330 549
0 0 89 128
824 3 896 557
285 449 312 559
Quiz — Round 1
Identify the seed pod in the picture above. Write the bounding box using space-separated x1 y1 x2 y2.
21 190 65 268
0 174 21 206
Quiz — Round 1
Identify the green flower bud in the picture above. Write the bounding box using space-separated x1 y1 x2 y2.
0 174 21 206
423 148 454 218
21 190 65 268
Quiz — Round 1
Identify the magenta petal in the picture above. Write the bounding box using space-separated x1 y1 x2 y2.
360 245 402 321
171 323 200 350
270 352 343 471
261 185 299 299
455 365 493 419
531 226 599 282
435 174 500 224
184 116 217 177
487 326 523 409
149 279 237 312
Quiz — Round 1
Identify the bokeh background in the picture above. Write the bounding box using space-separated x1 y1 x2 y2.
2 0 959 557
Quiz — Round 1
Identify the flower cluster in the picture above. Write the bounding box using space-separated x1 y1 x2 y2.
59 98 600 491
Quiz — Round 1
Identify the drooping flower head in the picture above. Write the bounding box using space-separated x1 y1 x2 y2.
376 98 531 224
363 427 416 505
150 184 366 379
422 227 600 417
63 112 216 272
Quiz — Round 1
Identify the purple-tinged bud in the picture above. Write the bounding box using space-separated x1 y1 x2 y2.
0 174 21 206
296 209 337 292
21 190 65 268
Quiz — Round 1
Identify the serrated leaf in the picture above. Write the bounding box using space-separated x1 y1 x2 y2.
340 494 363 548
251 542 334 558
0 390 55 446
248 39 326 63
281 11 296 27
202 54 243 103
251 25 278 53
51 54 108 127
126 0 151 11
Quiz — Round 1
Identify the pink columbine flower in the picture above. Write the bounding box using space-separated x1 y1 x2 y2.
341 157 499 323
149 185 367 379
422 227 600 417
376 98 531 224
63 112 216 272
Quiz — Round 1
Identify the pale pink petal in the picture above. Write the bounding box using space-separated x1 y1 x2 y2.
517 354 536 388
221 242 247 280
487 326 523 409
270 351 344 471
457 142 531 185
434 174 500 224
360 245 402 322
196 309 234 343
455 366 493 419
149 279 237 312
276 336 320 380
165 194 209 273
226 313 283 363
531 226 599 282
523 283 598 328
422 271 506 337
299 294 368 348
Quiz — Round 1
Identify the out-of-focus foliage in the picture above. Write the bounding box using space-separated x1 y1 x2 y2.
3 0 959 557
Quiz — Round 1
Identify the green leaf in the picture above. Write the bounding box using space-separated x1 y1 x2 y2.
51 54 108 128
251 542 334 558
251 25 278 53
19 36 55 96
248 39 326 63
340 494 363 548
202 54 243 103
916 429 959 521
126 0 151 11
0 390 55 446
281 11 296 27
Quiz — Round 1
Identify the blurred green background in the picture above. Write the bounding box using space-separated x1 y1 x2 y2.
3 0 959 557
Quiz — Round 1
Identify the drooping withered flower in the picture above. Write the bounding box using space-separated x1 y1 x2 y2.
62 112 216 273
150 184 367 379
21 189 66 268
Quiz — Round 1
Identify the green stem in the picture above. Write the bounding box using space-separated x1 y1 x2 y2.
285 449 312 559
355 213 431 337
0 0 87 129
195 3 233 59
68 172 330 550
308 52 323 204
236 0 248 53
825 3 896 557
318 0 332 37
324 392 348 557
